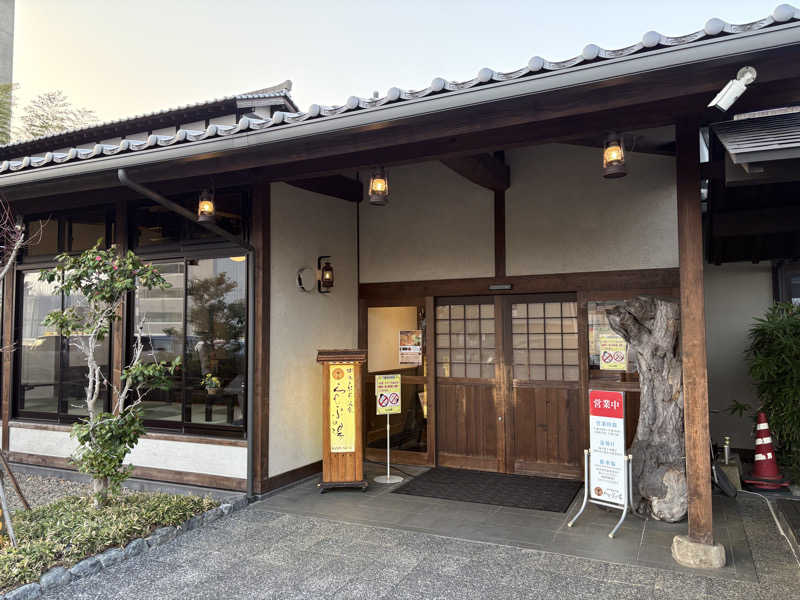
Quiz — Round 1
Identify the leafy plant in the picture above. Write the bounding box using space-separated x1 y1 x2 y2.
0 493 217 591
40 243 181 506
745 302 800 480
200 373 221 390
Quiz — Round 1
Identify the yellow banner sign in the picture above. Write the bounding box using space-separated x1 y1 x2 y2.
329 363 355 453
599 333 627 371
376 374 401 415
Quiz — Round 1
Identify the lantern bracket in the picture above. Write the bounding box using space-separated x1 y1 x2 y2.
317 255 334 294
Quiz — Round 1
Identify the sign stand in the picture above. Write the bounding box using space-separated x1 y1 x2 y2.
374 373 403 484
374 413 403 484
568 389 635 538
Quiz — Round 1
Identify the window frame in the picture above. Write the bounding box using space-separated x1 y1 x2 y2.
774 261 800 304
12 268 113 424
127 253 249 439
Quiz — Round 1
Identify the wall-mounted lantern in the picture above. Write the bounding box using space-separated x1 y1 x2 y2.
602 133 627 179
369 167 389 206
318 256 334 293
197 189 216 222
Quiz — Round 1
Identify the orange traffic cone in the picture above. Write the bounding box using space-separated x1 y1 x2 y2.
743 412 790 490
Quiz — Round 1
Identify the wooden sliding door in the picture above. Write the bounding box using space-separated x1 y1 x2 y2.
435 298 502 471
503 295 584 478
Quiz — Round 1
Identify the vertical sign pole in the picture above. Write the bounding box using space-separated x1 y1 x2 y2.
386 413 391 480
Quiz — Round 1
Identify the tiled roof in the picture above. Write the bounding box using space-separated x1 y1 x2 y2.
2 4 798 176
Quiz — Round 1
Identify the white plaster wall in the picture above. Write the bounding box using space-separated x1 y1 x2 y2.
506 144 679 275
9 427 246 479
704 262 773 449
367 306 418 373
269 183 358 477
358 161 494 283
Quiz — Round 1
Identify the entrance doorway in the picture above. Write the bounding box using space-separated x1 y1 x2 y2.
434 294 584 478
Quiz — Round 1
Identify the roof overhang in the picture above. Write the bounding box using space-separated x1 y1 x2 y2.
3 21 800 201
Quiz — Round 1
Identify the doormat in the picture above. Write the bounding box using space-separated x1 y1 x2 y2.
392 467 582 513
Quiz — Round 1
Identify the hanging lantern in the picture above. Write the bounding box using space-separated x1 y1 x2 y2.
318 256 334 293
369 167 389 206
197 189 216 222
602 133 627 179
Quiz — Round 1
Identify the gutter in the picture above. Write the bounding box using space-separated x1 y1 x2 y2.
2 22 799 194
116 169 257 499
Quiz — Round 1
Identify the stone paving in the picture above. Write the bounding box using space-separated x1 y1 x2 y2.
44 492 800 600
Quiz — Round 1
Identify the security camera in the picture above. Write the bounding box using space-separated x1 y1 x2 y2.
708 66 757 112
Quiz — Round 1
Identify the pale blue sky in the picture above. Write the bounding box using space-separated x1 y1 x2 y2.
13 0 784 123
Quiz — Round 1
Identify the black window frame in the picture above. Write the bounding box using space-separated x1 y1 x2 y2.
774 261 800 304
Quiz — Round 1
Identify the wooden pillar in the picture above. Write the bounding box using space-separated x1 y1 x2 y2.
251 182 270 494
111 199 129 407
1 268 14 450
676 118 713 546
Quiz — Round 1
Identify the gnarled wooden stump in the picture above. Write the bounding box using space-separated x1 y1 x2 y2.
606 296 687 522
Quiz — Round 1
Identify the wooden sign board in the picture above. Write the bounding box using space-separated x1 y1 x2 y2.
316 349 368 492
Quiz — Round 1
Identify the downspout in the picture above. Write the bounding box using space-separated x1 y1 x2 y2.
117 168 257 499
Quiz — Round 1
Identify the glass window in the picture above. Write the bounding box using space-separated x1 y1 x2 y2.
134 256 247 432
511 300 578 381
17 271 111 419
588 300 636 373
69 210 108 252
25 219 58 257
24 208 113 260
134 204 182 248
436 301 495 379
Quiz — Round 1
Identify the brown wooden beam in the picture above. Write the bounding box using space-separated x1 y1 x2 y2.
111 198 129 404
712 205 800 237
677 118 714 546
441 153 509 192
286 175 363 203
494 188 506 278
251 183 270 494
2 268 14 451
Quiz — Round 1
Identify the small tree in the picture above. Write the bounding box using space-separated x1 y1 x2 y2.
17 90 97 141
41 243 180 506
746 302 800 480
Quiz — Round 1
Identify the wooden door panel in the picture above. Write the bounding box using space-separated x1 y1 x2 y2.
511 385 583 478
437 381 497 471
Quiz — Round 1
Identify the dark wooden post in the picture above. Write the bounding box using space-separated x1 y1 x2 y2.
676 118 713 546
111 199 129 406
251 182 270 494
1 268 14 450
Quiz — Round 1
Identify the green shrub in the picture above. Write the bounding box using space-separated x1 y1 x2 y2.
0 492 217 592
746 302 800 480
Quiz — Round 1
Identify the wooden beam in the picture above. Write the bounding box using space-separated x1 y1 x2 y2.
712 205 800 237
251 182 270 494
494 154 507 277
111 198 129 404
677 118 714 546
441 153 509 192
2 268 14 451
285 175 363 203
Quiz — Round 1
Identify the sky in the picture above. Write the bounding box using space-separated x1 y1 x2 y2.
11 0 785 124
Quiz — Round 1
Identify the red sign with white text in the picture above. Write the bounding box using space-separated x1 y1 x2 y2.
589 390 624 419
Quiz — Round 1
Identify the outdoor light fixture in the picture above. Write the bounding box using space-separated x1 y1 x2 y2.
602 133 627 179
318 256 334 293
229 256 246 262
197 189 216 222
369 167 389 206
708 66 757 112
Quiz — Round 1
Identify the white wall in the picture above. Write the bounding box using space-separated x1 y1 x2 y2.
367 306 418 373
704 262 773 448
9 427 247 479
269 183 358 477
359 161 494 283
506 144 679 275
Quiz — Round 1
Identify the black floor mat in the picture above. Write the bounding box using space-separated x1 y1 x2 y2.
392 467 582 513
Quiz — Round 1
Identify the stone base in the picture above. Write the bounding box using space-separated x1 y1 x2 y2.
671 535 726 569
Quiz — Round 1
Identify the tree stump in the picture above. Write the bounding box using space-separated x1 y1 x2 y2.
606 296 687 522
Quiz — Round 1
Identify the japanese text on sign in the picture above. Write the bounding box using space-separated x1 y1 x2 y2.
399 330 422 365
329 364 355 453
376 374 402 415
598 333 627 371
589 390 626 504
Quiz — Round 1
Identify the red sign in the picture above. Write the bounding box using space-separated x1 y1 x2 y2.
589 390 624 419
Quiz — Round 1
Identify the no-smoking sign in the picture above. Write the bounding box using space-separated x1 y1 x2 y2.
376 375 401 415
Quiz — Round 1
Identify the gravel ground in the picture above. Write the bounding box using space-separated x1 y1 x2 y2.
3 470 95 512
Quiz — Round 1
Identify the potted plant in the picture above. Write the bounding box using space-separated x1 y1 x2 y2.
745 302 800 481
201 373 222 396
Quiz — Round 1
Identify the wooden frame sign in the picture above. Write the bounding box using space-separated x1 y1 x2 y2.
316 349 368 492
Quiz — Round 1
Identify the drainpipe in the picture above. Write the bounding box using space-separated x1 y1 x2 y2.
117 168 257 499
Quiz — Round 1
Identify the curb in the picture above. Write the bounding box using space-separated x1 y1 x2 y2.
1 495 248 599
